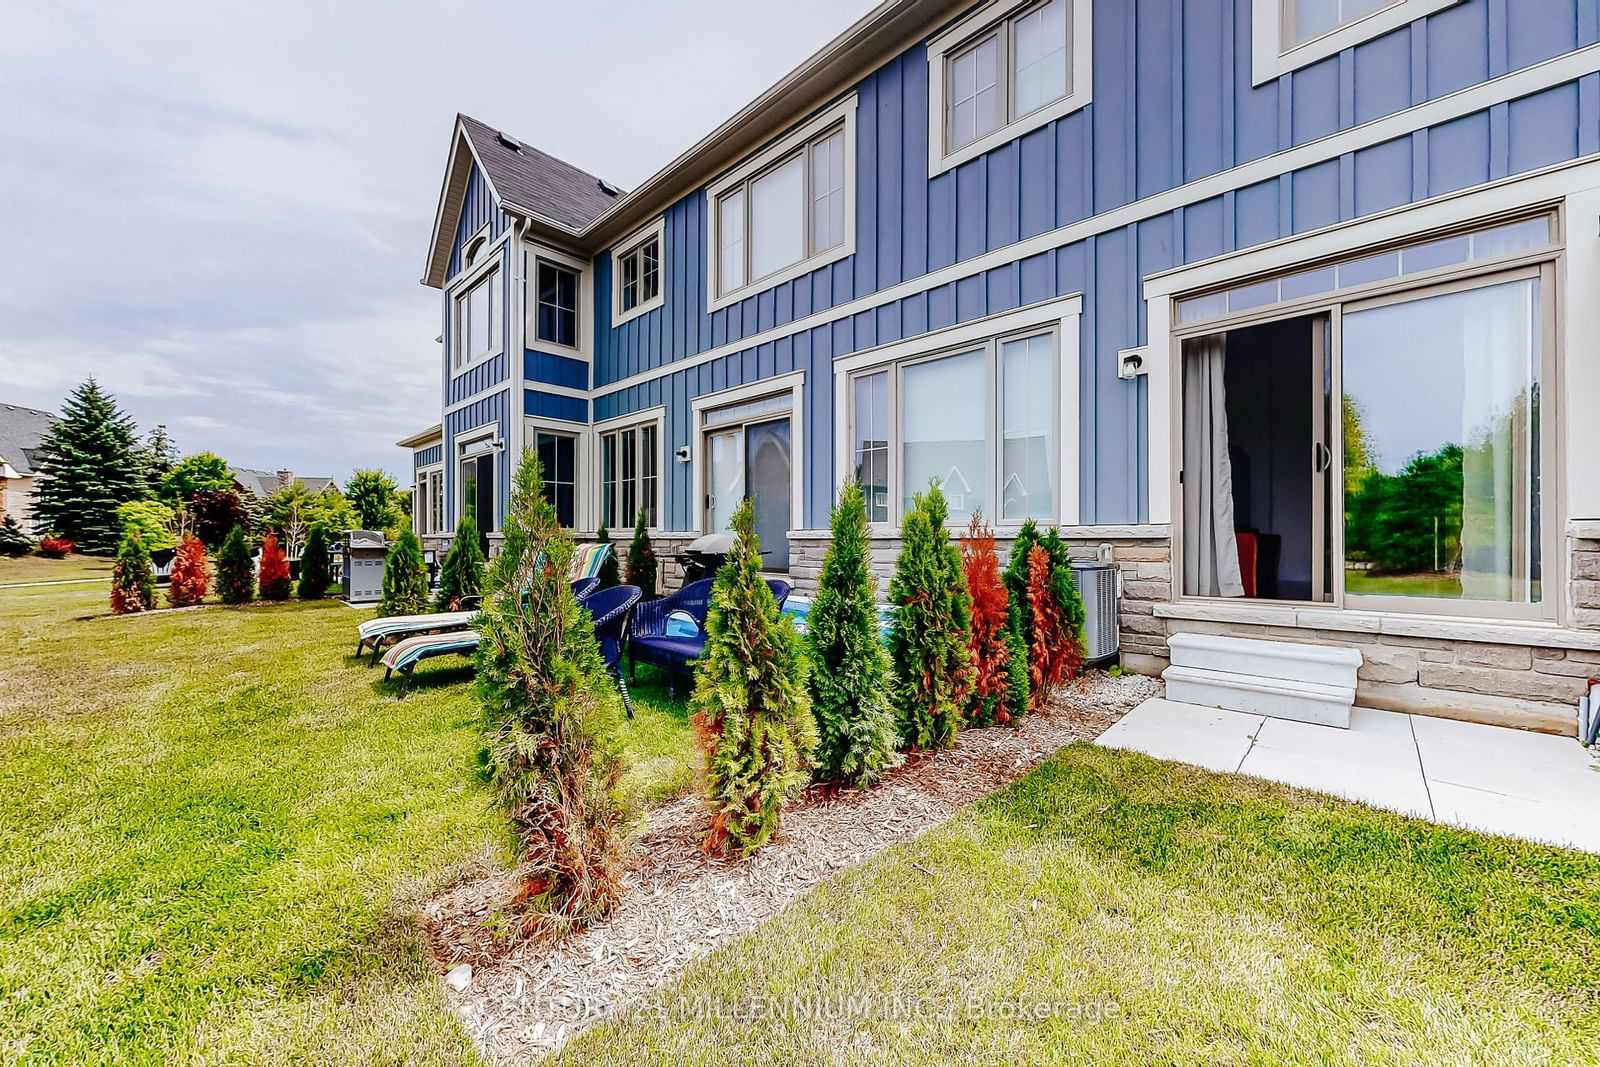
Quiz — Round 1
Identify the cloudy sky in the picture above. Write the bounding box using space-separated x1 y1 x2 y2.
0 0 875 483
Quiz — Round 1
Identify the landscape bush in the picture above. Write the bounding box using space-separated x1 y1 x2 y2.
960 513 1016 727
217 525 255 605
476 449 630 937
1025 544 1070 708
690 497 816 855
191 489 249 549
257 533 291 600
434 515 485 610
109 526 156 615
297 524 332 600
378 529 429 617
166 533 209 607
887 482 973 750
624 508 657 598
806 481 899 788
115 499 176 553
0 514 31 557
37 536 74 559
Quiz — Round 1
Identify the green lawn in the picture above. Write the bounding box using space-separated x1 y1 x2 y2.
0 553 114 586
1344 568 1463 598
560 746 1600 1065
0 560 696 1063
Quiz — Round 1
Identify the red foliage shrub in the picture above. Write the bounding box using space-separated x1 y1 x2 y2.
38 536 74 559
166 534 210 607
1026 544 1069 711
191 489 249 548
258 533 291 600
960 514 1013 727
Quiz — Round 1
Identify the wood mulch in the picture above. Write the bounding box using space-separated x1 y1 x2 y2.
421 670 1162 1063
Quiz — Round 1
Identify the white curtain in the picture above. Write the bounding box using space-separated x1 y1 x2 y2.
1183 334 1245 598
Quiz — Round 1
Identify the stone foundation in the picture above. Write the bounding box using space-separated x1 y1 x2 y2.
1570 520 1600 629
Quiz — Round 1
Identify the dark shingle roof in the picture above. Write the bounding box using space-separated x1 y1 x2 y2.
459 115 622 231
0 403 55 476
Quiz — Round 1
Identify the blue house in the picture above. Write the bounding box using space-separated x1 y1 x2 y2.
402 0 1600 734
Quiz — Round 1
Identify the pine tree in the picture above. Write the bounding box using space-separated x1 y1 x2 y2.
167 533 209 607
297 524 332 600
0 514 30 557
594 521 620 590
138 425 179 496
477 448 630 937
624 508 658 598
217 525 255 604
690 497 816 856
887 482 974 751
109 526 156 615
258 533 291 600
806 481 899 787
378 529 429 617
32 379 149 554
434 514 486 610
960 513 1015 727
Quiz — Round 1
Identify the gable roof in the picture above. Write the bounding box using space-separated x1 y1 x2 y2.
229 466 335 499
0 403 55 477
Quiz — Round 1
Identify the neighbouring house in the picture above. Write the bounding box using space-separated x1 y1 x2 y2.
229 467 335 501
400 0 1600 735
0 403 55 535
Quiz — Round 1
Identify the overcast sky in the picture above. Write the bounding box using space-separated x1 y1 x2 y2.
0 0 876 483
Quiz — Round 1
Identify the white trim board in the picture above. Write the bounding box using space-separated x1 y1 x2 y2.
588 44 1600 403
689 371 806 537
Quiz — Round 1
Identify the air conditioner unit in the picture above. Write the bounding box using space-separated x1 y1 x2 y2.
1070 561 1121 663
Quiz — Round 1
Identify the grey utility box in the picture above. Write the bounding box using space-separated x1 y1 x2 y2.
340 530 389 605
1070 561 1121 663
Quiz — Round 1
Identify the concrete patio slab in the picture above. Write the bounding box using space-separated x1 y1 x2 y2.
1099 697 1600 852
1095 697 1262 774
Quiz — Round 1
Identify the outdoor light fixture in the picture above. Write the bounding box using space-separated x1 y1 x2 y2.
1118 346 1148 380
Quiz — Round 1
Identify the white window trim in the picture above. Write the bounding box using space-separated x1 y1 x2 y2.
689 372 806 536
1251 0 1460 86
525 242 592 359
415 463 445 537
834 295 1081 532
449 245 506 375
609 217 666 327
927 0 1093 177
706 96 859 313
455 426 503 534
594 406 666 534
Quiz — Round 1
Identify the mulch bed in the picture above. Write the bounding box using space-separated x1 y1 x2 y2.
422 670 1162 1063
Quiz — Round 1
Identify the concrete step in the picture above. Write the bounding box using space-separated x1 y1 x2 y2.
1168 631 1361 688
1163 663 1356 729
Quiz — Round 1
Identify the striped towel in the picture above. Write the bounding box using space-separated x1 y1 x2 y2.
569 542 613 581
358 610 475 642
381 630 483 673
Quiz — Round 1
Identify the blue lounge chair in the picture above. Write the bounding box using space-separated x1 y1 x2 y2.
628 577 791 691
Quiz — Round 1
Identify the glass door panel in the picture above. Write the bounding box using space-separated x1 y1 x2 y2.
708 429 745 538
745 418 792 570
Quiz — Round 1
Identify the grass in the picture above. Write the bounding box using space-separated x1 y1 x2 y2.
559 746 1600 1066
0 552 114 585
1344 568 1463 598
0 559 696 1063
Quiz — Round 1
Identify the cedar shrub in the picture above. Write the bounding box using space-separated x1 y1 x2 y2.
109 526 156 615
217 525 254 604
477 448 630 937
690 496 816 856
0 514 30 557
297 524 332 600
378 529 429 617
594 521 621 590
1025 544 1069 709
960 512 1014 727
806 481 900 787
886 481 974 751
166 534 209 607
624 508 657 599
435 514 486 610
258 533 291 600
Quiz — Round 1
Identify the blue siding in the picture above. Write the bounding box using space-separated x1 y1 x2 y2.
524 390 588 423
414 444 442 469
525 350 589 390
442 390 510 532
443 165 514 407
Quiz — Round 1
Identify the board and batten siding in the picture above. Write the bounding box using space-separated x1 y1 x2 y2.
443 389 511 535
588 0 1598 531
413 444 442 470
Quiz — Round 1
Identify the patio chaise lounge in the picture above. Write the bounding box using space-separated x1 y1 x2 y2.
381 583 642 712
627 577 791 691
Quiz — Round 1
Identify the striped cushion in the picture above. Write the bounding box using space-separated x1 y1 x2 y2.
569 542 613 581
358 610 475 642
381 630 483 672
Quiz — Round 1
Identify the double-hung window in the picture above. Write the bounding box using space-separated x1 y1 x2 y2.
533 430 577 529
929 0 1090 175
850 327 1060 527
612 220 664 325
707 96 857 310
415 467 444 536
534 259 579 349
454 267 501 369
599 420 660 530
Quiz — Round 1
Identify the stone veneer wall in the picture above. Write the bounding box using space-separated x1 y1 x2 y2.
1570 521 1600 629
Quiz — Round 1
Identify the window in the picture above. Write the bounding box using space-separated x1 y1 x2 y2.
454 267 501 369
611 219 665 326
599 420 660 529
851 328 1058 526
534 431 577 529
1251 0 1460 84
534 259 578 349
706 96 858 310
415 468 444 536
459 446 497 535
928 0 1090 175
